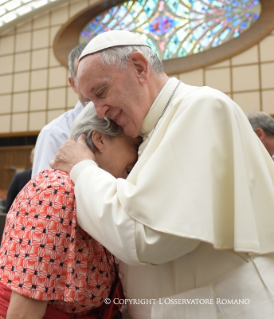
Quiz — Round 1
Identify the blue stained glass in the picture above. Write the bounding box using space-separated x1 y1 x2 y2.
101 14 110 24
233 19 241 25
212 24 223 34
220 28 231 40
79 0 261 60
212 1 222 8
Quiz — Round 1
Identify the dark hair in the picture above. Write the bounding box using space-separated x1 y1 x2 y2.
68 42 89 80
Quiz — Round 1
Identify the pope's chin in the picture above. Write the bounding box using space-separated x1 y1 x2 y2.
123 125 141 138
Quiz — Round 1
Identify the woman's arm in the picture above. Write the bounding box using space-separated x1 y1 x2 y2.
6 291 47 319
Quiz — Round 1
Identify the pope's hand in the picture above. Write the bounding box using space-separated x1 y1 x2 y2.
50 134 95 173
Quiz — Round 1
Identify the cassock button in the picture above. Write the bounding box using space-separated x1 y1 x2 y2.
118 272 123 279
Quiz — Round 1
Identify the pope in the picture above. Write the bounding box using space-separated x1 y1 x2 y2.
51 30 274 319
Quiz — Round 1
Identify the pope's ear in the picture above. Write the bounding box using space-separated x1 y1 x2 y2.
130 51 149 83
91 131 105 152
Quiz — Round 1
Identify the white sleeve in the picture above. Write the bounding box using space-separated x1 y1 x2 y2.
71 160 200 266
135 224 200 264
32 128 65 177
71 160 142 266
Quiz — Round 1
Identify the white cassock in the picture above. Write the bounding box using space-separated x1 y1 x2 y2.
71 78 274 319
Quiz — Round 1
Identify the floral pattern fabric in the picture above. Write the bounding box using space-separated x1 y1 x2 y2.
0 170 115 315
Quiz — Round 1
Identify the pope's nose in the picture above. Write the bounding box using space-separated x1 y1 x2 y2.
94 104 110 119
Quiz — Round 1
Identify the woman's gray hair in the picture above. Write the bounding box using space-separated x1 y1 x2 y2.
247 112 274 136
97 45 163 74
70 102 122 152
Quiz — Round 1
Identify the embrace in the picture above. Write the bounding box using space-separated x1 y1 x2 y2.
1 30 274 319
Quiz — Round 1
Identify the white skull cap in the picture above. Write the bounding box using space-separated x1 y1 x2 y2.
79 30 150 60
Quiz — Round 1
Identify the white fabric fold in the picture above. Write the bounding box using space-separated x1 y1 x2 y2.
122 80 274 254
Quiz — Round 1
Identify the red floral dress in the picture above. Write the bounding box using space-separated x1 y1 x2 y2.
0 170 115 317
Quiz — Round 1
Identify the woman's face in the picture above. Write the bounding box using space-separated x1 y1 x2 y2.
94 132 142 179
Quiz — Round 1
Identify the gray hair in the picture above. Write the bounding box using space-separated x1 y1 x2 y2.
70 102 122 152
68 42 89 80
247 112 274 136
97 45 163 74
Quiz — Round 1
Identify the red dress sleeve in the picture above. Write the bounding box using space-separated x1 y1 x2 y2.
0 169 116 316
0 170 76 300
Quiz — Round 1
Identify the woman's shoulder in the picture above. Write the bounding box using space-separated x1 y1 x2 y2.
6 169 75 219
31 169 74 192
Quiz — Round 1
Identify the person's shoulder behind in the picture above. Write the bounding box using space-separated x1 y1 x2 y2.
32 102 84 177
15 168 32 179
39 101 84 134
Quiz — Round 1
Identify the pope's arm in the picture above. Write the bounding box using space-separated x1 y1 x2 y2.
71 160 200 266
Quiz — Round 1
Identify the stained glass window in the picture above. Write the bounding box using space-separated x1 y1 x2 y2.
79 0 261 60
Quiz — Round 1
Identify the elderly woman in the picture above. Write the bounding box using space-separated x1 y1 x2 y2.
0 102 141 319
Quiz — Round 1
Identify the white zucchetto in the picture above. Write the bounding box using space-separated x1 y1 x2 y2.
79 30 150 60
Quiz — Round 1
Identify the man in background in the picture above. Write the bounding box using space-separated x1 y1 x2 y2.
6 148 35 213
247 111 274 159
32 41 88 177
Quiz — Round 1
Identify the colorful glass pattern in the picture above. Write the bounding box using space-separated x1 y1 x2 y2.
79 0 261 60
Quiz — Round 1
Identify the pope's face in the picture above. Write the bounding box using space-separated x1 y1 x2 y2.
77 54 150 138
